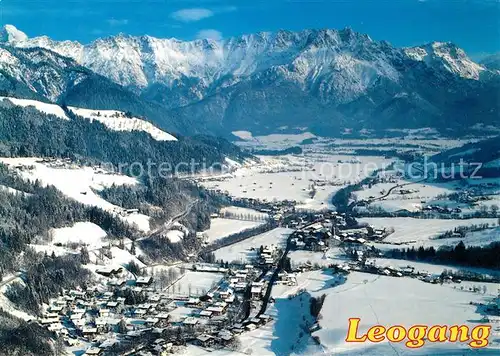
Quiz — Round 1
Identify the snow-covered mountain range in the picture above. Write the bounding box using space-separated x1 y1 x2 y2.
3 25 488 97
1 24 498 136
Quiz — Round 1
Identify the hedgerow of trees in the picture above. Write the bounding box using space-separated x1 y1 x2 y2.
386 241 500 269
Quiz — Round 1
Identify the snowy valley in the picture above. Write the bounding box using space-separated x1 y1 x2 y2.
1 127 497 356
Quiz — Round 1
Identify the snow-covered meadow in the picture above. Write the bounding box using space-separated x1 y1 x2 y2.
0 157 151 232
262 269 500 355
168 271 223 297
0 96 70 120
200 153 393 210
288 247 349 268
367 258 500 279
202 218 264 243
213 228 292 263
0 96 177 141
69 107 177 141
49 222 107 250
356 180 462 213
359 217 499 248
312 271 499 355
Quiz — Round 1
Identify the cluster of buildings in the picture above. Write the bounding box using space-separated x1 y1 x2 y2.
361 261 472 285
37 268 255 355
361 262 414 278
183 266 275 349
35 157 80 170
40 288 127 342
227 264 262 294
291 221 335 252
277 271 297 286
340 225 388 243
256 244 280 266
289 211 388 252
217 195 298 223
38 275 185 352
395 188 419 195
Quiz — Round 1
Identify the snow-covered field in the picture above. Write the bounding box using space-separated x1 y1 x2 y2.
359 217 499 247
312 271 499 355
220 266 500 355
165 230 185 243
201 154 393 210
213 228 292 263
29 244 75 257
0 96 69 120
233 132 317 148
393 226 500 250
107 246 145 268
367 258 500 279
355 173 500 215
262 269 500 355
168 271 223 297
0 157 151 232
202 218 264 243
234 133 467 154
356 180 461 212
49 222 107 250
69 107 177 141
288 247 349 268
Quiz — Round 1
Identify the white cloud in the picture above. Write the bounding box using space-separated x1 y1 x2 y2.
171 8 214 22
196 29 223 41
107 18 129 26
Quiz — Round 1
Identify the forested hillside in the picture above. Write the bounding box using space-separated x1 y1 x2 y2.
0 96 245 321
0 163 137 273
0 310 60 356
0 102 248 175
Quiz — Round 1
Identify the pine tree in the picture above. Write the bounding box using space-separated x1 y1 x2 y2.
118 319 127 333
130 240 136 255
80 246 90 264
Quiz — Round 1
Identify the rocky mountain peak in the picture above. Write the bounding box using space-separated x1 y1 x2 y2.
0 25 28 44
404 41 485 80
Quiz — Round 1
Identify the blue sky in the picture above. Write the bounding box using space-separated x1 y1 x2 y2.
1 0 499 59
